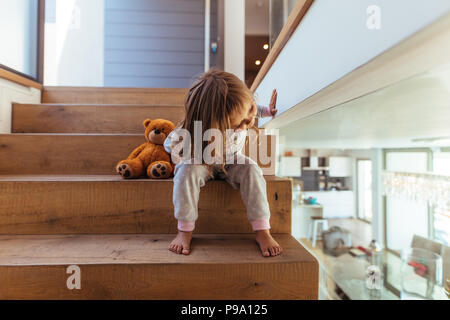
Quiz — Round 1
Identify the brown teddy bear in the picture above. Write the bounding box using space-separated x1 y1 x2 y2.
116 118 175 179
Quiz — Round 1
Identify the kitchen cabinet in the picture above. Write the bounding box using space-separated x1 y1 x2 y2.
329 157 353 177
279 156 301 177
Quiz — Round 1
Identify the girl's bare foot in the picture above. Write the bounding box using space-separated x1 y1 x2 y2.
169 231 193 255
255 229 283 257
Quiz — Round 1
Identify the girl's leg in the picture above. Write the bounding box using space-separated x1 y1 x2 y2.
224 155 270 228
169 162 211 255
224 154 282 257
173 162 211 231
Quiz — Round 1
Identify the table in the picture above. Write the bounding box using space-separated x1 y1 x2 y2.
299 238 448 300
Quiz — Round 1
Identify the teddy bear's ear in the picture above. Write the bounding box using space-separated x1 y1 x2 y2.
143 119 152 128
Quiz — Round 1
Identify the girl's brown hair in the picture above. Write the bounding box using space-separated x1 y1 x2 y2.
181 69 256 166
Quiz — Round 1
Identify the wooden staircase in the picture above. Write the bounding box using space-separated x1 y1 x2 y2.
0 87 318 299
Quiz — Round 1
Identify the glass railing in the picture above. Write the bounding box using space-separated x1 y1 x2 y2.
261 2 450 300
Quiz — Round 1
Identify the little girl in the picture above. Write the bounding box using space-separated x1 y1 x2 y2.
165 69 282 257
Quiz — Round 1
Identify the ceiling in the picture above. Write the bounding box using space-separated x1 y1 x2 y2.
245 35 269 72
279 66 450 149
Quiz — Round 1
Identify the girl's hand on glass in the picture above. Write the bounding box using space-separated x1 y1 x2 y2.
269 89 278 116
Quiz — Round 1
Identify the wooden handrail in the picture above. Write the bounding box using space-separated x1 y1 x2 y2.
0 67 43 90
250 0 314 92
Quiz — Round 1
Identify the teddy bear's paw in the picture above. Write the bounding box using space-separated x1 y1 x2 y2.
148 162 172 179
117 163 134 179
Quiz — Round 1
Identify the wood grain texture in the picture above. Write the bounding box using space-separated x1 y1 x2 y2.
250 0 314 92
0 175 291 234
12 103 185 133
0 234 318 299
42 87 188 104
0 68 43 90
0 133 276 175
0 133 144 175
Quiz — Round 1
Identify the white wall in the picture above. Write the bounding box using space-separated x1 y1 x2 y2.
44 0 104 86
224 0 245 80
256 0 450 127
0 78 41 133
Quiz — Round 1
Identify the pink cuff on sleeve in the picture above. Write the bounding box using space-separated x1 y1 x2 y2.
262 106 272 117
250 219 271 231
178 220 195 232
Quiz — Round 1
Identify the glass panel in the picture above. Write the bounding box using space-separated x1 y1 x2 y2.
0 0 39 78
265 4 450 299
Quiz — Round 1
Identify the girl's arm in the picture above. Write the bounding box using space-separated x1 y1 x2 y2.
256 105 273 118
163 132 173 153
164 129 184 165
256 89 278 118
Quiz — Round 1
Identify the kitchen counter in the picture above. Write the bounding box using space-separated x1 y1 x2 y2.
292 201 322 239
302 190 355 219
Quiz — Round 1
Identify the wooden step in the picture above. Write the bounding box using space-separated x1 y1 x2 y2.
12 103 185 133
42 87 188 104
0 133 276 175
0 175 291 234
0 133 143 175
0 234 318 299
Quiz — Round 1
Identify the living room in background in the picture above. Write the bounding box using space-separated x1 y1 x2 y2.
248 0 450 300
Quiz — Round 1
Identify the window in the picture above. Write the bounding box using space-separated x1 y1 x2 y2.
433 151 450 175
357 159 372 222
432 150 450 245
433 205 450 246
384 150 429 252
0 0 40 79
384 149 450 252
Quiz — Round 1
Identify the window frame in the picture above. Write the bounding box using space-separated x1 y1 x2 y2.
355 158 373 224
430 147 450 246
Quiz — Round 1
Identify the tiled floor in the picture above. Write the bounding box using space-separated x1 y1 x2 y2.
296 218 375 300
